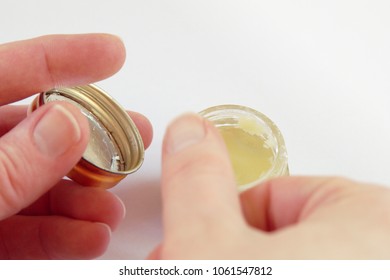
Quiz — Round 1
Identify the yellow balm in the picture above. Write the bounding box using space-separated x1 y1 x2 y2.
238 115 264 136
219 126 274 186
200 105 288 192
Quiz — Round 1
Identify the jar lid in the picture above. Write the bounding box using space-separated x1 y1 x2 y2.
30 84 145 188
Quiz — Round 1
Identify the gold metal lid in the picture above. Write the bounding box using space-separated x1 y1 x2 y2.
30 84 145 188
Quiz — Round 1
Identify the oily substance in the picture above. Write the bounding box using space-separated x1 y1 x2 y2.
219 125 274 187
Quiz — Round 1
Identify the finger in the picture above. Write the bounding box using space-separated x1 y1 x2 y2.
147 244 162 260
0 105 26 136
0 33 126 105
0 102 89 220
0 106 154 150
240 176 361 231
127 111 153 149
19 180 125 231
0 215 111 259
161 114 244 245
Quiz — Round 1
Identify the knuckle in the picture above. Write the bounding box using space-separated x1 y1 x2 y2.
39 42 56 87
299 176 357 219
0 145 30 214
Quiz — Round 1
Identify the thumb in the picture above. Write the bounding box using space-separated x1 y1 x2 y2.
0 102 89 219
160 114 245 258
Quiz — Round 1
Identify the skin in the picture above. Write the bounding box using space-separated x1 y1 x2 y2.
151 114 390 259
3 34 389 260
0 34 153 259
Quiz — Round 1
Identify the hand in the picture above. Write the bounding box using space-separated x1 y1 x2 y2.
0 34 153 259
152 113 390 259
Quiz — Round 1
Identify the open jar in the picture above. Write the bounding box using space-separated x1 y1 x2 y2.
199 104 289 192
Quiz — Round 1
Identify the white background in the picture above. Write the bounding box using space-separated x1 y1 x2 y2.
1 0 390 259
3 260 390 280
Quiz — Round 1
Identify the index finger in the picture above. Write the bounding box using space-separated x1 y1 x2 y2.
240 176 365 231
0 33 126 105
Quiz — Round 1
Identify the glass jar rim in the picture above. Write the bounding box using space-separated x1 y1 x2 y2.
199 104 288 191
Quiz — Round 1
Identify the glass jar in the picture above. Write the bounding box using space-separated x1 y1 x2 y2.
199 104 289 192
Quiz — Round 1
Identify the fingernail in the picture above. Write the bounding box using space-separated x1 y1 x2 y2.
33 104 82 158
114 194 127 220
95 222 112 238
166 114 206 154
